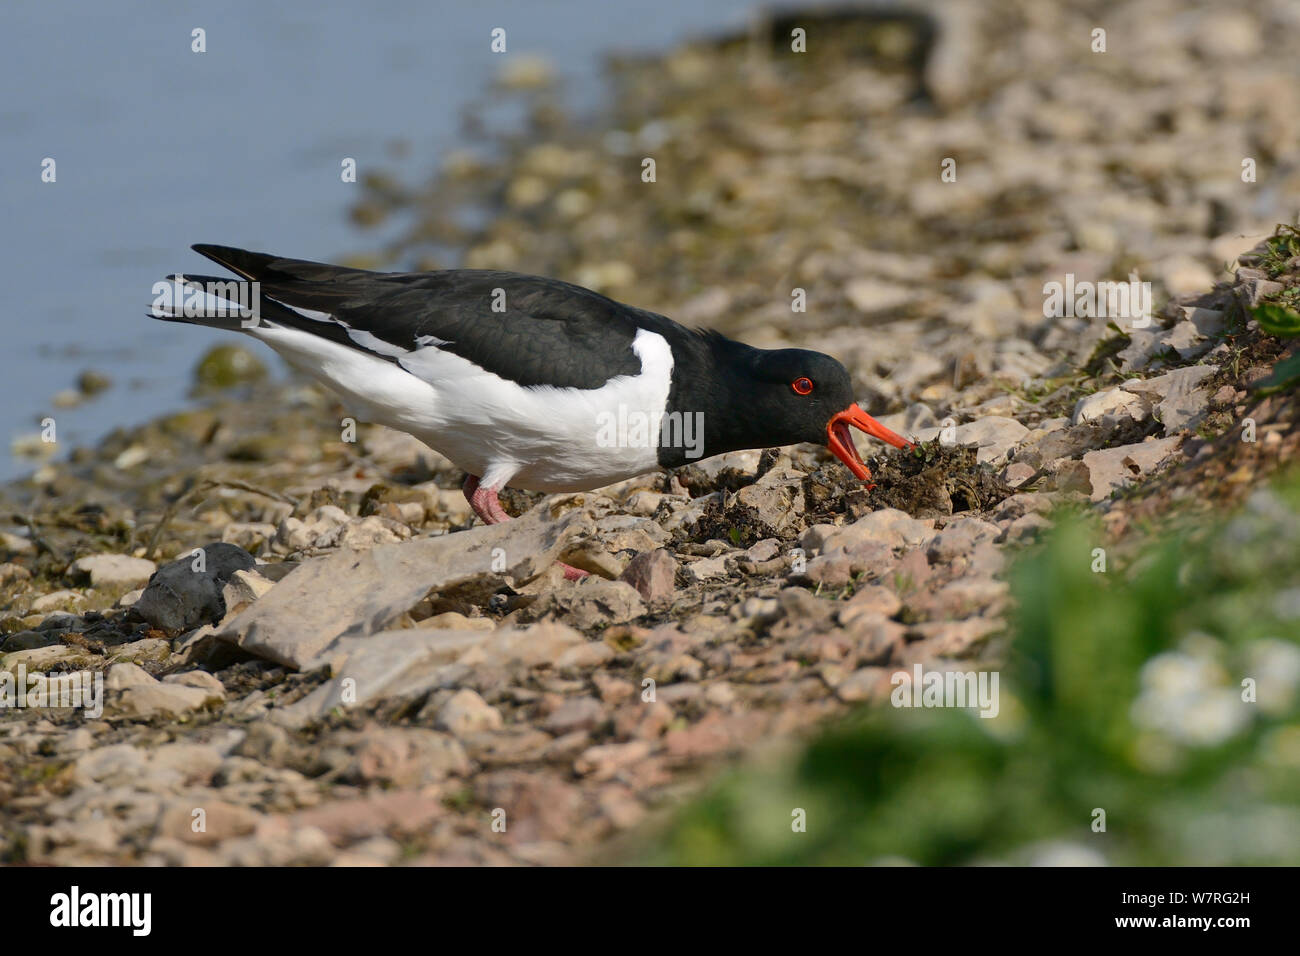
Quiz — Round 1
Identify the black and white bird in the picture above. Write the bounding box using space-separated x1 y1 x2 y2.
153 245 912 571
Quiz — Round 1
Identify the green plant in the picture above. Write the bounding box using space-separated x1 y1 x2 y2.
632 481 1300 865
1251 302 1300 393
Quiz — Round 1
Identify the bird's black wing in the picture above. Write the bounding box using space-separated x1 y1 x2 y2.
191 244 670 389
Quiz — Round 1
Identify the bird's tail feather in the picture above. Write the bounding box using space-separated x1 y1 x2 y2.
147 273 263 331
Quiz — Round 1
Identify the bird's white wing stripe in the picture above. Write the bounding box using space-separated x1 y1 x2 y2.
269 300 336 324
344 327 411 358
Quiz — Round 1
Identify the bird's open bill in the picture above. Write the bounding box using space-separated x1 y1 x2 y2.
826 403 914 481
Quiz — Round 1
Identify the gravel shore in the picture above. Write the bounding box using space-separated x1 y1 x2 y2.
2 0 1298 865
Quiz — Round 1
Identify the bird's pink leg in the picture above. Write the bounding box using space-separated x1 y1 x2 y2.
463 474 513 525
462 475 588 581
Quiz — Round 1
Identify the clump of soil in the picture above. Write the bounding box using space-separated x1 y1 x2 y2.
672 464 761 497
862 441 1013 518
685 496 777 548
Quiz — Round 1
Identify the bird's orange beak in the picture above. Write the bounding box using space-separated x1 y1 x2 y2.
826 403 914 481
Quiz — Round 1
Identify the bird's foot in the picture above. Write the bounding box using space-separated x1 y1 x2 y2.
560 562 589 581
463 475 589 580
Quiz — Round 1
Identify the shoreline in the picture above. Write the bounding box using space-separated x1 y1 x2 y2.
3 1 1300 866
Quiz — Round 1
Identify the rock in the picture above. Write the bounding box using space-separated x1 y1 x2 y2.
1 644 96 674
0 531 35 557
157 799 260 847
909 617 1001 656
149 742 225 781
1071 388 1146 425
288 792 445 846
682 554 729 584
468 622 591 670
1047 459 1093 495
1081 437 1183 501
71 744 148 786
0 630 58 652
619 549 678 603
542 695 603 734
845 278 916 314
1158 255 1214 297
1001 513 1051 542
133 543 258 636
275 630 481 727
69 553 157 589
106 638 171 667
836 667 892 702
928 517 1001 563
839 585 902 624
346 726 469 785
1116 330 1165 372
1122 365 1218 434
110 680 223 720
219 569 276 619
954 417 1030 463
733 465 807 536
794 552 855 588
418 611 495 631
193 344 267 389
1161 320 1212 361
623 491 668 516
274 622 590 727
221 505 592 669
1002 462 1036 488
163 670 226 696
31 590 84 613
222 522 278 553
559 537 625 578
105 662 156 691
529 579 646 630
1237 276 1285 308
333 515 411 550
436 689 505 736
804 509 933 552
574 740 651 781
0 562 31 585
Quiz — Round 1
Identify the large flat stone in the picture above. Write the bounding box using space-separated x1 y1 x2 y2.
217 506 592 669
272 621 590 728
1082 436 1183 501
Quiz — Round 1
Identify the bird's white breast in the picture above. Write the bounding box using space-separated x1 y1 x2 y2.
251 323 675 492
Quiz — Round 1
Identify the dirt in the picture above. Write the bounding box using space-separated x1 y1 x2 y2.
861 442 1014 518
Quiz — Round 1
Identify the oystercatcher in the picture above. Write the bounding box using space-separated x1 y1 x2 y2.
152 246 912 570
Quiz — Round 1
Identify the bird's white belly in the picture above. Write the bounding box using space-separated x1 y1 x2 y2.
253 325 673 492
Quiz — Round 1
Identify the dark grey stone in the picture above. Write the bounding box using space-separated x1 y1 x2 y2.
133 543 257 636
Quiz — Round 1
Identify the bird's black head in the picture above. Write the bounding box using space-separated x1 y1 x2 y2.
662 335 913 478
746 348 858 444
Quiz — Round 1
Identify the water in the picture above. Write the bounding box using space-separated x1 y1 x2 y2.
0 0 807 481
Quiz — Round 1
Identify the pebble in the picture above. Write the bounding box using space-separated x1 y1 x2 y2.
436 689 504 736
69 553 157 589
619 549 678 603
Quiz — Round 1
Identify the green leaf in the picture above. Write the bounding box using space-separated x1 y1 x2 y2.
1252 302 1300 338
1255 352 1300 394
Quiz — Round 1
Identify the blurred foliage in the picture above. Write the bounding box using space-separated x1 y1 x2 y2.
1252 303 1300 393
636 481 1300 865
1258 223 1300 280
1253 223 1300 393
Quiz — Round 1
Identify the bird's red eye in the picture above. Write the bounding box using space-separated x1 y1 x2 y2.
792 377 814 395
